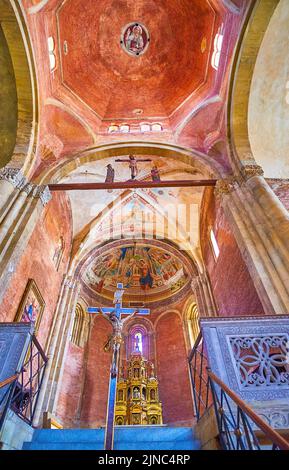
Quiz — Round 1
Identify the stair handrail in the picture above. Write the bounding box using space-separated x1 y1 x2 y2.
0 374 18 390
188 331 289 450
0 332 48 430
207 369 289 451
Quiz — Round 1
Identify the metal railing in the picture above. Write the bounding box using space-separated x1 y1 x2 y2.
188 333 289 451
0 334 48 429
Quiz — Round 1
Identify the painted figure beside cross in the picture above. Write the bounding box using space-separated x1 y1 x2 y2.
115 154 152 180
87 283 150 450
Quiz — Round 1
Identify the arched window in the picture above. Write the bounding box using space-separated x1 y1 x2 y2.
108 124 119 133
211 26 224 70
120 124 130 133
140 123 150 133
151 123 162 132
210 228 220 260
127 324 149 358
134 332 143 353
71 303 90 347
187 303 200 348
47 36 56 71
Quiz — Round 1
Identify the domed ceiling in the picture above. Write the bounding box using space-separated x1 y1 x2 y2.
81 242 193 304
57 0 216 120
22 0 250 171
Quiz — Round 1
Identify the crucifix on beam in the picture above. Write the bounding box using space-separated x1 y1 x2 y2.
115 154 152 180
87 283 150 450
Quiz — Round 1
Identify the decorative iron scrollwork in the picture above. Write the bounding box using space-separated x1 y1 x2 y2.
229 335 289 389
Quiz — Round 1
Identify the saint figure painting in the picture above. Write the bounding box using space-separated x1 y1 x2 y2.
121 23 150 56
14 279 45 334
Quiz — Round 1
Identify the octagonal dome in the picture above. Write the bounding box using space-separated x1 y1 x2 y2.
57 0 216 120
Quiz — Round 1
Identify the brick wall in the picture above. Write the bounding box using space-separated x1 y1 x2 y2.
156 312 194 425
0 192 72 349
79 315 112 427
201 187 265 316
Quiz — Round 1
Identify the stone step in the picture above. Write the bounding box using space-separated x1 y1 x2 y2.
30 429 105 443
114 440 199 450
22 426 199 451
22 442 104 451
23 439 198 451
29 426 194 443
115 427 194 442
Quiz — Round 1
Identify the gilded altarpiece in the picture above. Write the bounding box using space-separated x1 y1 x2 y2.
115 352 162 426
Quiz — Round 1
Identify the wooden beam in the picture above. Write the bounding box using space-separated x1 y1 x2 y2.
48 179 217 191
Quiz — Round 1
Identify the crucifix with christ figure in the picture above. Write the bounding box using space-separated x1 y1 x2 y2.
115 154 152 180
87 283 150 450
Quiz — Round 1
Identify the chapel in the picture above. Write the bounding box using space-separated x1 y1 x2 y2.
0 0 289 452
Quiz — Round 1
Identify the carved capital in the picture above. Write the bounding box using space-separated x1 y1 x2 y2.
240 163 264 181
214 177 238 198
191 278 200 292
33 185 52 206
23 183 34 195
0 167 27 189
199 273 208 285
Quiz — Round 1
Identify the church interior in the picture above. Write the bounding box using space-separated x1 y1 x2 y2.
0 0 289 452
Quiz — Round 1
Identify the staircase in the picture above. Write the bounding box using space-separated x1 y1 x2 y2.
22 426 199 450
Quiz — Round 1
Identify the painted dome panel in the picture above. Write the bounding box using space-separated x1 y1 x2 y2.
82 244 189 302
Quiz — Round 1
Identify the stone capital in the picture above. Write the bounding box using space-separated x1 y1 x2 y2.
214 177 238 199
23 183 34 195
240 163 264 181
64 277 75 289
0 167 27 189
191 278 200 291
33 185 52 206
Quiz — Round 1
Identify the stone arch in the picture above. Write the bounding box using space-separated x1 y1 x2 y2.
227 0 280 171
248 0 289 177
71 300 91 348
0 0 38 175
36 141 224 184
185 302 200 348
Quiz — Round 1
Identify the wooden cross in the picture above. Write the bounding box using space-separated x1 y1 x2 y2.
87 283 150 450
115 154 152 180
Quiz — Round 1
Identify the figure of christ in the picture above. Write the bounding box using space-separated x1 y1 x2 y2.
115 155 152 180
100 308 138 377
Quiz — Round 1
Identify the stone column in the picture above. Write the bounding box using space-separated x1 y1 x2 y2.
0 169 52 304
33 277 79 425
216 164 289 315
51 280 81 416
0 168 26 221
191 274 218 318
32 275 71 425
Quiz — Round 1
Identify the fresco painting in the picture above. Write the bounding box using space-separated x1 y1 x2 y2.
84 246 188 297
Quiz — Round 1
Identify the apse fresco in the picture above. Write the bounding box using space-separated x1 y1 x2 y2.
83 246 188 300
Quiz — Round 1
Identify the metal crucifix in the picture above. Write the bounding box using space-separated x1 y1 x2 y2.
87 283 150 450
115 154 152 180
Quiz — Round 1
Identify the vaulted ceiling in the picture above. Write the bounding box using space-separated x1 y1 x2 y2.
57 0 216 121
20 0 252 304
22 0 250 176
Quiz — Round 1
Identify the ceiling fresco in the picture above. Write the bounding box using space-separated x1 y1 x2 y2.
57 0 216 120
19 0 253 307
21 0 251 173
83 244 189 301
80 241 195 305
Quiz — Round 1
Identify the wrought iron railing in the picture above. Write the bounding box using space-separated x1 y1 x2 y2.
0 334 48 429
188 333 289 451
